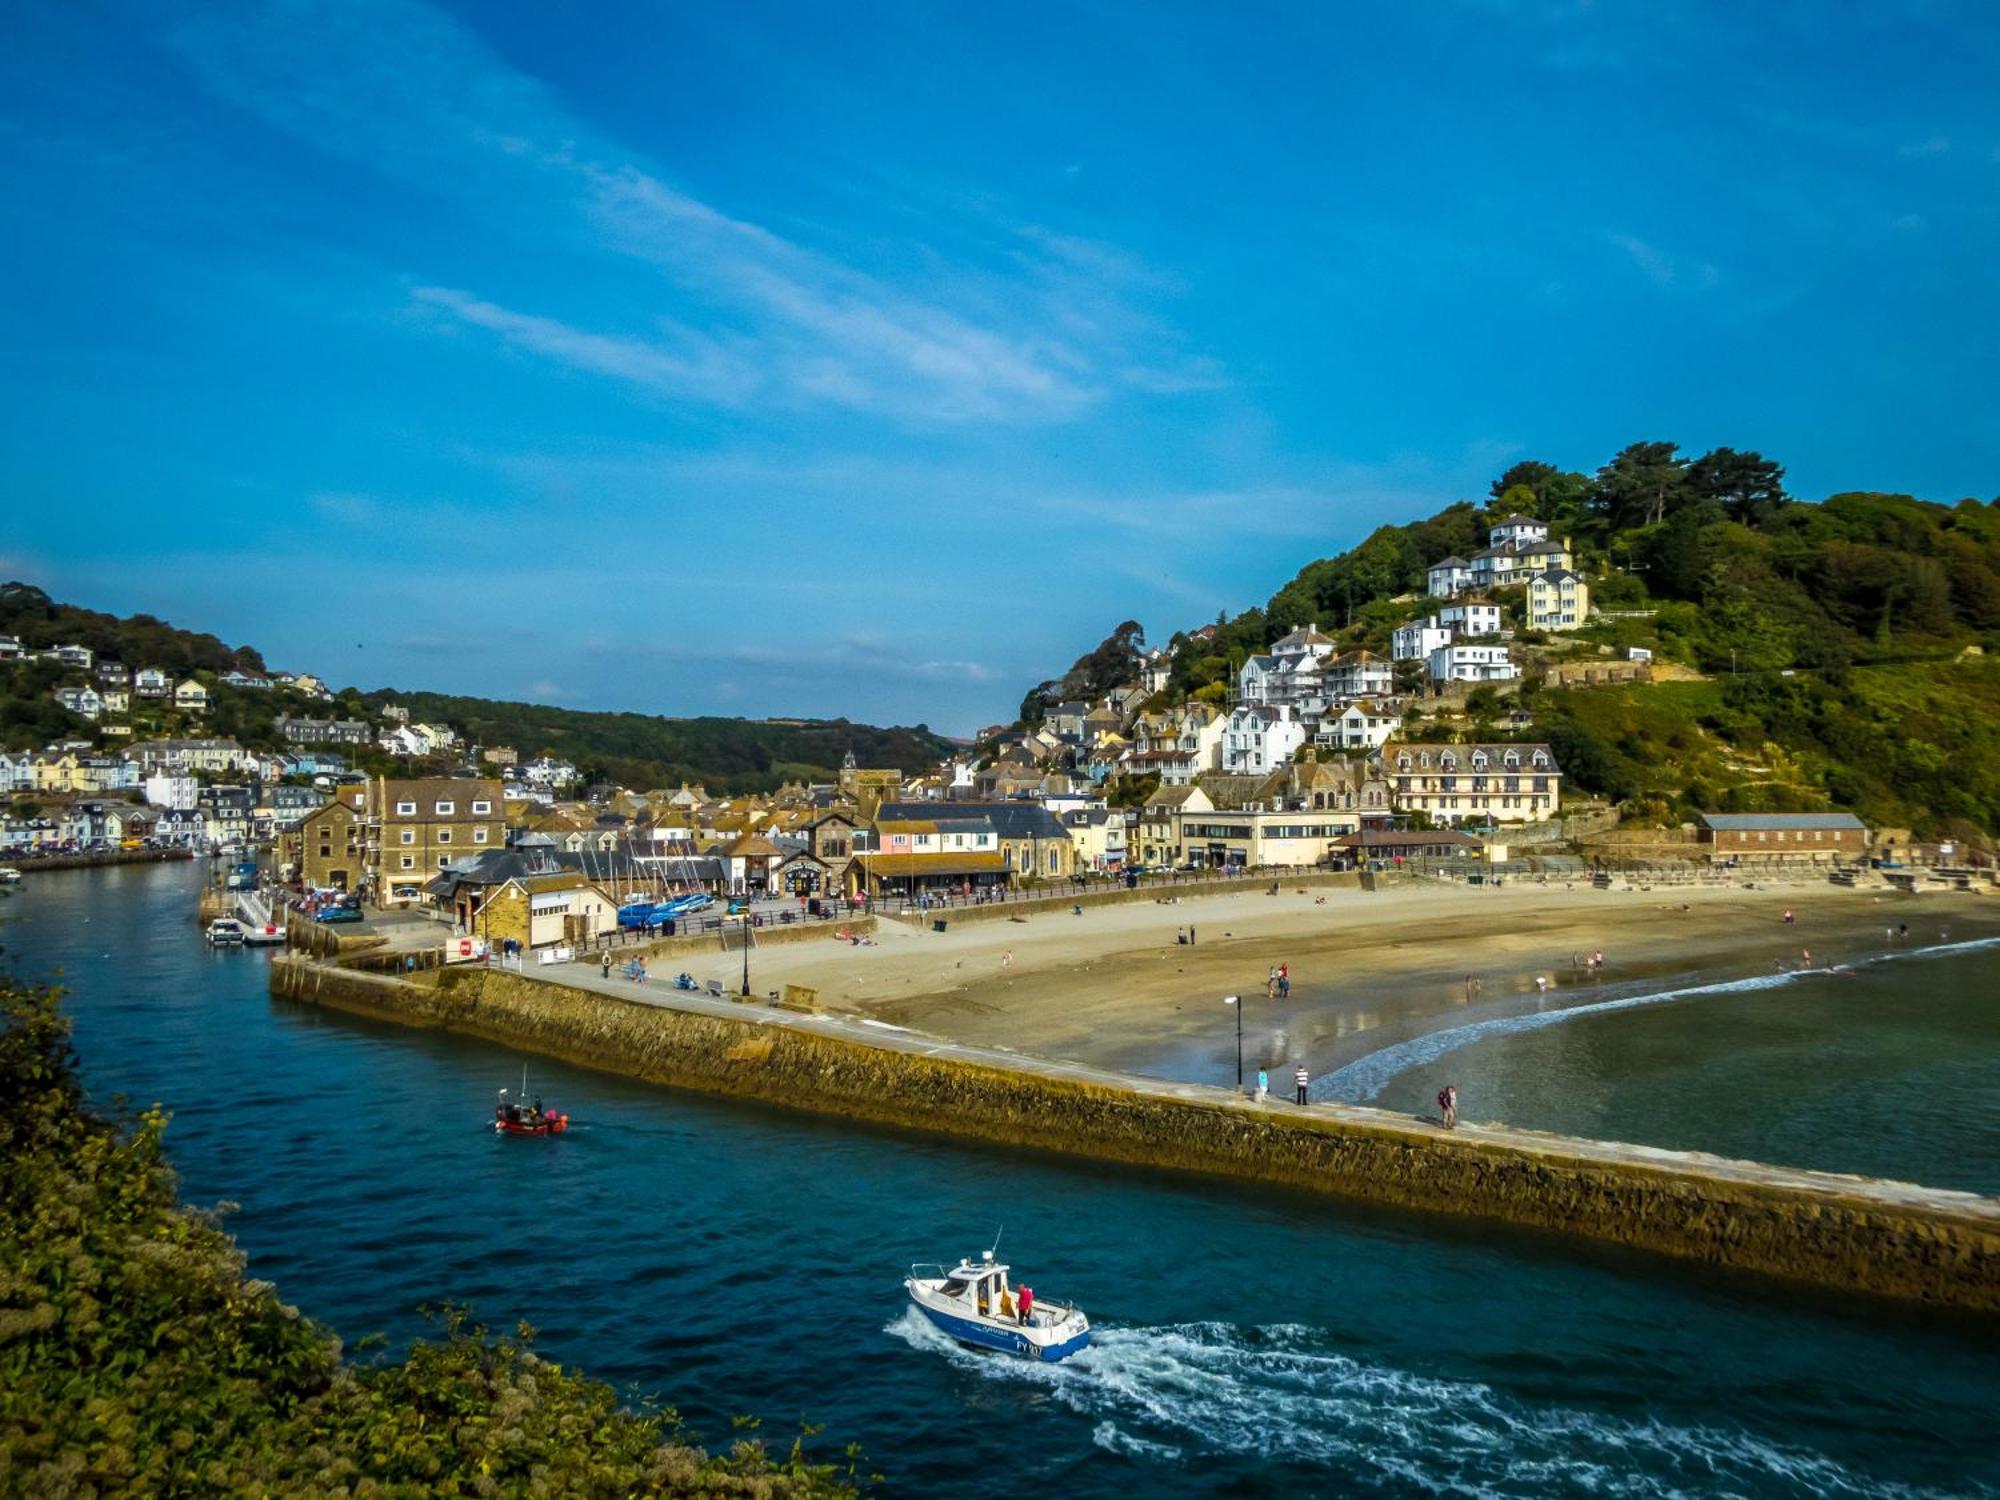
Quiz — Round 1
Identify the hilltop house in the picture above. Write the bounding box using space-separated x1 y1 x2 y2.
55 686 104 720
173 679 209 712
1392 618 1453 662
1526 569 1590 632
134 667 171 698
1426 557 1471 598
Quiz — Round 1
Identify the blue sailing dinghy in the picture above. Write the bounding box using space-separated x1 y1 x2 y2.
905 1249 1090 1362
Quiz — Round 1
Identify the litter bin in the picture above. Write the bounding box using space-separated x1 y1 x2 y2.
932 919 948 933
807 897 822 917
661 919 676 936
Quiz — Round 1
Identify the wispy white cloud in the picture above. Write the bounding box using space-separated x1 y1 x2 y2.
1898 135 1951 158
168 0 1205 425
412 286 761 407
1606 231 1720 291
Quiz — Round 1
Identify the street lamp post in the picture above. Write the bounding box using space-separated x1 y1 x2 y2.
1223 994 1242 1090
739 912 752 998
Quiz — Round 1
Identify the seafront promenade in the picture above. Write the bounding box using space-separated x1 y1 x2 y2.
271 949 2000 1314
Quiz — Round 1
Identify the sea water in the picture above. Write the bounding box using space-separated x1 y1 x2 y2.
1324 945 2000 1194
7 862 1997 1497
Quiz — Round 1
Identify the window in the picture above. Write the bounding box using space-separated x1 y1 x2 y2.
395 801 416 815
473 828 489 844
400 829 415 845
400 855 415 869
437 830 451 844
435 801 454 816
471 800 491 815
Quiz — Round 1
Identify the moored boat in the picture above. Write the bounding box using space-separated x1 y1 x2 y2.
241 922 285 946
905 1248 1089 1362
205 918 245 946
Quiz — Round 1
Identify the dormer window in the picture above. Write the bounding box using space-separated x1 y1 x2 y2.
435 801 454 816
1470 751 1488 769
1439 752 1457 771
1532 750 1550 768
395 801 416 815
1503 750 1521 769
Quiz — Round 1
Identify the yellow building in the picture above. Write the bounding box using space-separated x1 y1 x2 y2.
1526 568 1590 632
469 873 619 950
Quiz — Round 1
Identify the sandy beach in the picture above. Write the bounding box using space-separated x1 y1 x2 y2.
711 876 2000 1090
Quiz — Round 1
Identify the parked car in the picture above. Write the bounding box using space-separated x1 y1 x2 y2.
314 905 364 925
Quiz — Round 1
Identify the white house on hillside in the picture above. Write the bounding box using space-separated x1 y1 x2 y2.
1392 618 1453 661
1428 643 1519 683
1221 704 1307 775
1427 558 1472 598
1318 703 1401 751
1438 601 1503 637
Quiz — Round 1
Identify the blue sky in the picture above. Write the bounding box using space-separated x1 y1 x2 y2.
3 1 1995 734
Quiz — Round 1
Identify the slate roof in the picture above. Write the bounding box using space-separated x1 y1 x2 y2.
1697 813 1866 832
875 800 1067 840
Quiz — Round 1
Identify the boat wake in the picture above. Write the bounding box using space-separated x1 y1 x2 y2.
1315 934 2000 1105
885 1310 1968 1495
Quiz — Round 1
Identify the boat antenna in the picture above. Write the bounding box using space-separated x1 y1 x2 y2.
989 1225 1003 1260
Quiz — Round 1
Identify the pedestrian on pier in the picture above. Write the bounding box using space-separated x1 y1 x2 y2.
1256 1068 1268 1101
1294 1064 1310 1105
600 950 612 981
1438 1085 1458 1129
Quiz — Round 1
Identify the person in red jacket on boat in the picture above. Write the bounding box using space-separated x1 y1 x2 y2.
1017 1285 1034 1326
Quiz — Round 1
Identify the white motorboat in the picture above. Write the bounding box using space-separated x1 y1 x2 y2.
0 867 20 884
241 922 285 946
206 918 245 946
905 1248 1089 1362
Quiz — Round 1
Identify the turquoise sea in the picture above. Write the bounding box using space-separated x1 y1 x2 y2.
8 862 1998 1497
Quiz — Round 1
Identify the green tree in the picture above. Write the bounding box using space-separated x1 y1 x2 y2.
1687 447 1788 527
1592 441 1690 530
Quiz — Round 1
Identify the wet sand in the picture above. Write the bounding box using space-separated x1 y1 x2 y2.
724 877 2000 1090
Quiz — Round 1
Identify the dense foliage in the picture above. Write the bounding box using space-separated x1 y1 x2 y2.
1019 621 1146 724
352 690 954 794
0 583 263 675
0 976 865 1496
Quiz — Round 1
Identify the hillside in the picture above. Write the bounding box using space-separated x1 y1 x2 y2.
0 975 859 1494
0 583 953 793
353 689 955 792
1025 442 2000 837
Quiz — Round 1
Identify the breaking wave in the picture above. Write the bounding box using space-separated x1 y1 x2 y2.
1315 934 2000 1105
885 1309 1963 1496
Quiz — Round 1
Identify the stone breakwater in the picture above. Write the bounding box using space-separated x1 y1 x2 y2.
269 957 2000 1314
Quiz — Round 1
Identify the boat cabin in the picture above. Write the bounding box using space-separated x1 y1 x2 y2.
937 1251 1023 1320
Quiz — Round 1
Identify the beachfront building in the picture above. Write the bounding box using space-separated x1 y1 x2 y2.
1381 742 1561 825
1695 812 1866 862
873 800 1074 884
1526 569 1590 632
1176 806 1361 871
1062 807 1128 873
852 812 1008 898
1427 643 1519 683
1134 784 1212 868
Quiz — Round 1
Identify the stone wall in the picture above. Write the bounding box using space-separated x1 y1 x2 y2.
269 957 2000 1313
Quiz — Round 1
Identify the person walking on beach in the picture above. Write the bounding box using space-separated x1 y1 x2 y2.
1189 925 1197 945
1294 1063 1310 1105
600 950 612 981
1535 974 1550 994
1437 1085 1458 1129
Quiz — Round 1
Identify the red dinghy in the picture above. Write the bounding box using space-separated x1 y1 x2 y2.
493 1072 569 1136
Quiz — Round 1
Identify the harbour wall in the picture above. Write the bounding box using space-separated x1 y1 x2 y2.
9 847 194 875
268 957 2000 1314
